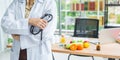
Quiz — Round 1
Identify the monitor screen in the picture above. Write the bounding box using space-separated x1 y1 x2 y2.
74 18 99 38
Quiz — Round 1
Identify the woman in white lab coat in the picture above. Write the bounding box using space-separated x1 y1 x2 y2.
1 0 57 60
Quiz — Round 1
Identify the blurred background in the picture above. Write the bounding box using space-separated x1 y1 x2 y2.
0 0 120 60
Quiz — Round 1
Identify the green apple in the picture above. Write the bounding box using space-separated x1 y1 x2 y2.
72 40 76 43
77 40 83 43
65 44 71 49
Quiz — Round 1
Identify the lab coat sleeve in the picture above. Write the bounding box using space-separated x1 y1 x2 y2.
43 0 57 43
1 1 29 35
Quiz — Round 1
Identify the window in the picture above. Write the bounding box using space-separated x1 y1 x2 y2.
58 0 104 35
105 6 120 28
104 0 120 28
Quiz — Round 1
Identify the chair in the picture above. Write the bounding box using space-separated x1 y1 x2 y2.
73 18 99 38
68 54 94 60
68 18 99 60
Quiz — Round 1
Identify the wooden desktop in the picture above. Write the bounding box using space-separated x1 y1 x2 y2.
52 28 120 60
52 42 120 59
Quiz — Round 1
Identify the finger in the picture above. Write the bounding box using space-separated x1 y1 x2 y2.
37 23 42 29
42 19 48 23
41 24 46 28
40 20 48 27
41 22 48 28
37 22 45 29
38 24 44 29
37 19 48 29
40 22 46 26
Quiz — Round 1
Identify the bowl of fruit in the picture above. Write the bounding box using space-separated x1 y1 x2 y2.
64 40 90 51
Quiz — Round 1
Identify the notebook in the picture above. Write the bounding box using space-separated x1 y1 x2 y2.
111 28 120 43
99 28 120 44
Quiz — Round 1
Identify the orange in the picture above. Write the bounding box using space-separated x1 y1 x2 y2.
77 44 83 50
70 44 77 51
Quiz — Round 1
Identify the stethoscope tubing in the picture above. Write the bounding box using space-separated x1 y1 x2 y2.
30 14 53 41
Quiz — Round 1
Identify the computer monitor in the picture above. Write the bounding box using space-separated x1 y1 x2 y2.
73 18 99 38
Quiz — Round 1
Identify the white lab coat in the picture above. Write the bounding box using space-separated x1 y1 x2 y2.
1 0 57 60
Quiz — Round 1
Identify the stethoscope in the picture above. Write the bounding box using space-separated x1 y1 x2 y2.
30 14 53 41
30 14 55 60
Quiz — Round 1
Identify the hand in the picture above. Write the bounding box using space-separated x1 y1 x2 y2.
29 18 48 29
12 34 20 40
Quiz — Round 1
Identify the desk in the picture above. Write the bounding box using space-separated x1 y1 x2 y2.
52 43 120 60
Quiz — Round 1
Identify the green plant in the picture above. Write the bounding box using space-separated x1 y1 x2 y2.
67 12 76 17
67 25 74 30
8 38 13 44
71 0 79 3
117 14 120 24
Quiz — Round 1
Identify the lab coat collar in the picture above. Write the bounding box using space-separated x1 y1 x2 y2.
18 0 25 3
37 0 44 3
18 0 45 3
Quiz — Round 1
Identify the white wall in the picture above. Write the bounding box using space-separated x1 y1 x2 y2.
0 0 13 52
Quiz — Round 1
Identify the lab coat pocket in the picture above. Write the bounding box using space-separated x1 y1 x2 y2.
44 40 52 53
39 53 53 60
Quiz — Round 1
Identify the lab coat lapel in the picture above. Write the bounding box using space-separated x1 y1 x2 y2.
18 0 25 18
30 0 44 18
18 0 45 18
